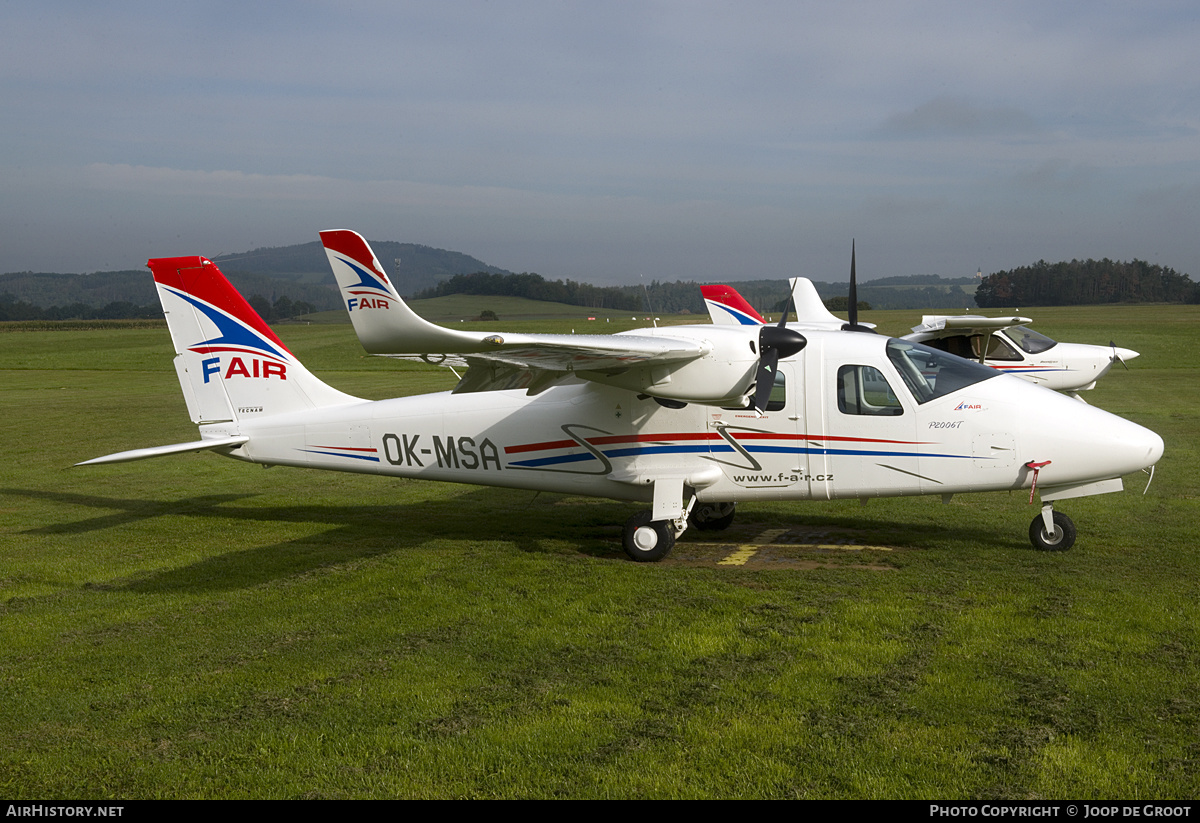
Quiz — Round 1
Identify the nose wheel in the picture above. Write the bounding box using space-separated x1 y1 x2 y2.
1029 507 1076 552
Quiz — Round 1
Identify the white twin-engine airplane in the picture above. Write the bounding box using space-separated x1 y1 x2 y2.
79 232 1163 562
701 279 1139 395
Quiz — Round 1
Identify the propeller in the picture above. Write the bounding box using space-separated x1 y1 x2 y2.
1109 340 1130 370
751 292 806 415
841 240 874 334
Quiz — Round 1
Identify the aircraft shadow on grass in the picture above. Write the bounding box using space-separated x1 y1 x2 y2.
8 485 1019 594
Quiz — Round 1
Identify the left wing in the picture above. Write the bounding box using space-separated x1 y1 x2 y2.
321 230 711 395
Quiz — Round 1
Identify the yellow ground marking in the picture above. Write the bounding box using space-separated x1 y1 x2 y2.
801 544 894 552
718 528 787 566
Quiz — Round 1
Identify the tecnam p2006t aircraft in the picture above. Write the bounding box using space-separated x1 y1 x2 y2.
79 234 1163 561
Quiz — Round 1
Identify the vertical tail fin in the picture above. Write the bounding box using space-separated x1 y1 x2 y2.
788 277 847 330
149 256 359 424
320 229 412 352
700 284 768 326
320 229 486 354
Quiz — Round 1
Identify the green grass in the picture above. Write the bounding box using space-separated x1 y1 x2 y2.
1 305 1199 798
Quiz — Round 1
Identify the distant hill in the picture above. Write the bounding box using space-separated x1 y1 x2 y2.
0 269 344 313
211 240 510 296
4 236 983 320
1 239 513 314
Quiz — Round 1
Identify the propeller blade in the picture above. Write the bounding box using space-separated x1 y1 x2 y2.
840 240 873 333
777 290 794 327
848 239 857 328
752 349 781 415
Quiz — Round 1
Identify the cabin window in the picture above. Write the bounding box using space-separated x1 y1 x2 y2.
926 333 1021 361
723 368 786 412
925 334 975 360
974 333 1021 361
837 365 903 416
766 369 786 412
763 369 792 410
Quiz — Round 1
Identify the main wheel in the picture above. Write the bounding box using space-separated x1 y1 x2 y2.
1029 511 1076 552
690 502 736 531
622 510 676 562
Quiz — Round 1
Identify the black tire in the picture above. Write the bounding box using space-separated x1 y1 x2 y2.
622 510 675 562
690 502 736 532
1029 511 1076 552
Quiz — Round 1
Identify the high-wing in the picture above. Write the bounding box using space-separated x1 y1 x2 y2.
321 230 759 405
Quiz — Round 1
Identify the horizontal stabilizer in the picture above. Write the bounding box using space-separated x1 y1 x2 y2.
76 436 249 466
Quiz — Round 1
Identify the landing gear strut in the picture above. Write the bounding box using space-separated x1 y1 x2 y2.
1029 505 1076 552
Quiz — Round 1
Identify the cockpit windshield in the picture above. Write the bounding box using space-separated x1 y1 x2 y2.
886 339 1000 404
1006 325 1058 354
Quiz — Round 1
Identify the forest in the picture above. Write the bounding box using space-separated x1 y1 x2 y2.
975 258 1198 307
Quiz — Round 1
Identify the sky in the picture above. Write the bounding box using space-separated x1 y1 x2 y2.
2 1 1198 285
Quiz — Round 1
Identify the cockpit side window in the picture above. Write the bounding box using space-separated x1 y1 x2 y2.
1006 325 1058 354
886 339 1000 404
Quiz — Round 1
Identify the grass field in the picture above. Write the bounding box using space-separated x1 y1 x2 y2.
1 304 1198 798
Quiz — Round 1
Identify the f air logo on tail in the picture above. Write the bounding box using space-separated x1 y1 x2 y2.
347 296 391 311
334 256 394 312
202 356 287 383
164 286 293 384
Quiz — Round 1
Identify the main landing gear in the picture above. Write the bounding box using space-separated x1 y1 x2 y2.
622 501 737 562
1029 504 1076 552
690 502 736 532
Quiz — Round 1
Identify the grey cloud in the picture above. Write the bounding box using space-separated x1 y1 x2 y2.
881 97 1039 137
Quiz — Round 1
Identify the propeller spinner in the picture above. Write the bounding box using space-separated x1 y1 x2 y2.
751 295 806 415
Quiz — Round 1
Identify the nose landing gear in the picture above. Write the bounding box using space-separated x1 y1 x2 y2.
1030 505 1076 552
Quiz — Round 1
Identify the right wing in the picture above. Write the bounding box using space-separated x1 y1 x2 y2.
321 230 711 395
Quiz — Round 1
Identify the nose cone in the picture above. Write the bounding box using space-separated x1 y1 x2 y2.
1113 346 1140 363
1021 386 1165 483
1106 415 1164 474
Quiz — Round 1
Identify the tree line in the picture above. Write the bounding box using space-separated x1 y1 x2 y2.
976 259 1199 307
0 292 313 322
412 272 646 311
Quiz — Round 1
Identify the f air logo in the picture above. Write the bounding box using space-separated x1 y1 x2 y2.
347 296 391 311
202 356 288 383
